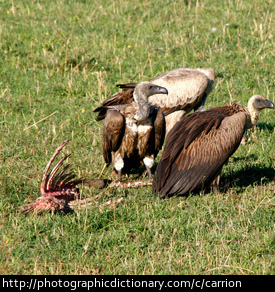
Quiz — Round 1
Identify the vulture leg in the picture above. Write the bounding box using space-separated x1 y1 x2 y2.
211 170 222 193
112 151 124 181
146 167 152 179
143 155 154 180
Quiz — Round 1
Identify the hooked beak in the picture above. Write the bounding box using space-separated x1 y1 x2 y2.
157 86 168 95
265 99 274 109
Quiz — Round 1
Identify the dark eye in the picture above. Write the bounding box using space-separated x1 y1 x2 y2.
149 86 153 89
256 99 261 103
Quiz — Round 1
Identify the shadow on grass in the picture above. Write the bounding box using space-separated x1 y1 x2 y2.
221 165 275 191
158 164 274 198
256 122 274 132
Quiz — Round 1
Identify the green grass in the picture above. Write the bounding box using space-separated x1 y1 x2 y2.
0 0 274 275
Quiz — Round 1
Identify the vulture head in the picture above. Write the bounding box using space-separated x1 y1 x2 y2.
133 81 168 121
249 95 274 110
247 95 274 128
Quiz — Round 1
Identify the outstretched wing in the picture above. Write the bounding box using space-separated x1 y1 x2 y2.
148 69 210 115
103 109 125 165
94 68 215 120
153 108 247 197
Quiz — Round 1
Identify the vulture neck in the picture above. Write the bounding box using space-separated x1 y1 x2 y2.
133 91 150 122
247 102 260 129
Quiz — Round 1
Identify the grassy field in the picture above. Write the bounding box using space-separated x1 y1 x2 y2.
0 0 274 275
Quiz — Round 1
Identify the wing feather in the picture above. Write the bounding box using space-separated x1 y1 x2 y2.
149 72 208 110
152 108 166 156
94 68 215 120
103 110 125 165
94 89 135 120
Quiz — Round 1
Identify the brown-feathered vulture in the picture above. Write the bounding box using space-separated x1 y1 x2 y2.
94 68 215 134
153 95 274 197
101 81 168 180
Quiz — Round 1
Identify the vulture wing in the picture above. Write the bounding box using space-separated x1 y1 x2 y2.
94 68 215 120
117 83 138 90
148 69 210 115
94 87 135 120
103 109 125 165
152 107 166 157
153 107 247 197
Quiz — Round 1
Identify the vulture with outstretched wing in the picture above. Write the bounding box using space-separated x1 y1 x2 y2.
94 68 215 134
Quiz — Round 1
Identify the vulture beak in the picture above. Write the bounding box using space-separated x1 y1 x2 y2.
158 86 168 95
265 99 274 109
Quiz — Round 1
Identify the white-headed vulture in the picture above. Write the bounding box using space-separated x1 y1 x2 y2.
100 81 168 180
153 95 274 197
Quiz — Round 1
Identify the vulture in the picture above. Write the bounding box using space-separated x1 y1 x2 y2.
153 95 274 197
101 81 168 180
94 68 215 134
